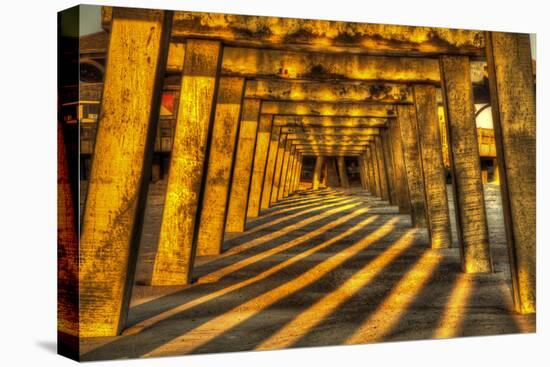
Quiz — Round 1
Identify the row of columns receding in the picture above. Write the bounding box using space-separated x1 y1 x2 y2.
58 8 536 339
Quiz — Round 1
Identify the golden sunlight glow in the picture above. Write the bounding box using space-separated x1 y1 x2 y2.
256 229 417 350
142 217 399 357
346 251 442 344
433 273 471 339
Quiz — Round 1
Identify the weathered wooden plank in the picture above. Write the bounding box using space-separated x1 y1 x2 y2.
388 118 411 214
196 77 246 256
223 47 441 83
277 139 294 200
273 115 388 128
226 99 262 232
261 101 396 117
270 134 289 203
79 8 171 336
151 39 222 286
247 115 274 218
440 55 492 272
312 156 325 190
167 11 485 56
414 84 452 248
397 105 428 228
246 79 412 103
485 32 536 313
260 126 282 209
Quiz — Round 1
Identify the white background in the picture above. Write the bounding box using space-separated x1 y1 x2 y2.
0 0 547 365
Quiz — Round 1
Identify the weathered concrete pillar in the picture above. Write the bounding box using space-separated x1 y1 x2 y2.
276 138 293 201
58 120 79 343
282 146 297 197
374 136 390 200
380 130 397 205
152 38 222 286
440 55 492 273
365 149 377 195
414 84 453 248
337 156 350 188
225 99 261 232
397 105 428 228
369 145 382 197
196 77 246 256
388 119 411 214
79 8 171 336
260 126 281 209
492 158 500 183
151 154 161 182
326 157 340 187
270 134 288 203
292 154 303 192
358 157 367 190
247 115 273 218
486 32 536 313
312 155 325 190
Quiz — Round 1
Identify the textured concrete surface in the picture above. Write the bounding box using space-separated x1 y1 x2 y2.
79 182 535 360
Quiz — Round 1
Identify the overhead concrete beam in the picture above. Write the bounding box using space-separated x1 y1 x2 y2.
281 126 381 135
261 101 396 117
273 115 388 128
222 47 441 83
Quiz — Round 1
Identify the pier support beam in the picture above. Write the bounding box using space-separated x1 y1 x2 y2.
337 156 350 188
374 136 390 200
312 155 325 190
369 145 382 197
152 39 222 285
388 118 411 214
79 8 171 336
397 105 428 228
271 134 288 203
196 76 245 256
414 84 452 248
226 99 261 232
365 149 377 195
276 138 293 201
380 130 397 205
261 127 281 209
292 153 303 192
486 32 536 313
247 115 274 218
326 157 340 187
282 146 297 197
440 55 492 272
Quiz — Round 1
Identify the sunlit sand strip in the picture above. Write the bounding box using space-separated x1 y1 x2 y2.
199 198 359 265
254 194 344 221
143 217 399 357
256 230 417 350
346 251 442 344
200 205 371 283
123 214 383 337
269 190 339 208
432 273 471 339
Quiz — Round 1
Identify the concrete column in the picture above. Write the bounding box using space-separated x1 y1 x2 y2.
260 126 281 209
374 136 390 200
275 137 292 201
292 154 303 192
337 156 350 188
414 84 453 249
152 39 222 286
196 77 246 256
397 105 428 228
381 130 397 205
79 8 170 336
270 134 288 203
358 157 367 190
57 121 79 342
326 157 340 187
486 32 535 313
312 155 325 190
282 146 297 198
492 158 500 183
225 99 261 232
388 119 411 214
247 115 273 218
365 149 377 195
440 55 492 273
369 145 382 197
